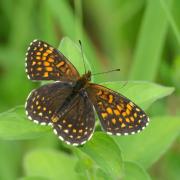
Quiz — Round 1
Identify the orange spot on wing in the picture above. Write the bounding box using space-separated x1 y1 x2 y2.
127 103 132 110
37 67 42 71
130 117 134 122
112 118 116 124
39 48 43 51
119 118 123 123
101 112 108 118
43 72 48 77
114 109 120 116
44 61 50 66
43 52 48 57
108 94 113 103
48 57 54 62
125 118 130 123
36 56 41 60
106 107 113 114
126 109 130 115
122 112 127 117
117 105 122 111
121 123 126 128
47 49 52 54
46 67 53 71
56 61 65 68
36 52 41 55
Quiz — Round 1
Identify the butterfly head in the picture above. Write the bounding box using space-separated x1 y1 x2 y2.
84 70 91 82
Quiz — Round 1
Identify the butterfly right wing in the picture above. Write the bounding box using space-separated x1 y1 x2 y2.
87 83 149 136
25 82 73 125
25 40 80 81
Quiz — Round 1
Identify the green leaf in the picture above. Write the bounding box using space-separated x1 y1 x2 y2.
129 0 174 81
75 149 107 180
24 149 78 180
101 81 174 109
79 132 123 180
113 116 180 168
20 176 48 180
123 161 151 180
0 107 51 140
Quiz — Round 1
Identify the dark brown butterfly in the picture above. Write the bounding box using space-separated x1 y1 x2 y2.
25 40 149 146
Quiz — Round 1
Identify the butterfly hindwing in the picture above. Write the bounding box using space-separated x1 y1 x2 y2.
25 40 80 81
87 83 149 135
25 82 73 125
53 91 95 146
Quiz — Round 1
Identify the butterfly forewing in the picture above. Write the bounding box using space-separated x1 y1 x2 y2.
25 40 80 81
87 83 149 135
25 82 73 125
53 91 95 146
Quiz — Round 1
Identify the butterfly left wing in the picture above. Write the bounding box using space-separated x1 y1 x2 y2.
53 92 95 146
25 40 80 81
87 83 149 135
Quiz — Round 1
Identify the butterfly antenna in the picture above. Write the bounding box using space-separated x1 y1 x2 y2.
79 40 86 73
92 68 120 76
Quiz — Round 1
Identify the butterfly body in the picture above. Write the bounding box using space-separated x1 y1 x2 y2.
25 39 149 146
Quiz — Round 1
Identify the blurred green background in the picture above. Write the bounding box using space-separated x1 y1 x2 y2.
0 0 180 179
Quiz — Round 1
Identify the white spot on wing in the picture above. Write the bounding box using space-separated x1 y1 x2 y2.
33 120 39 124
72 143 79 146
28 116 32 120
65 141 70 145
59 136 64 141
80 141 86 145
53 129 57 135
116 133 121 136
107 132 113 135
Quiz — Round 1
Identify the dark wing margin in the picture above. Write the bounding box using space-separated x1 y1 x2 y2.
87 83 149 136
25 82 73 125
53 91 95 146
25 39 80 81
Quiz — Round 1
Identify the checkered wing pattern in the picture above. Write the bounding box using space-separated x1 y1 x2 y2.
25 40 80 81
53 91 95 146
25 82 73 125
87 84 149 135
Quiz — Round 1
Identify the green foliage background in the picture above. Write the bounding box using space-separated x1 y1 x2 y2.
0 0 180 179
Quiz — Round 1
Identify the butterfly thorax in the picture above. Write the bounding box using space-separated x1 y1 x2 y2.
51 71 91 122
73 71 91 92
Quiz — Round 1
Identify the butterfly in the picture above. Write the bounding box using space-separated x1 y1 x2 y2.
25 39 149 146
